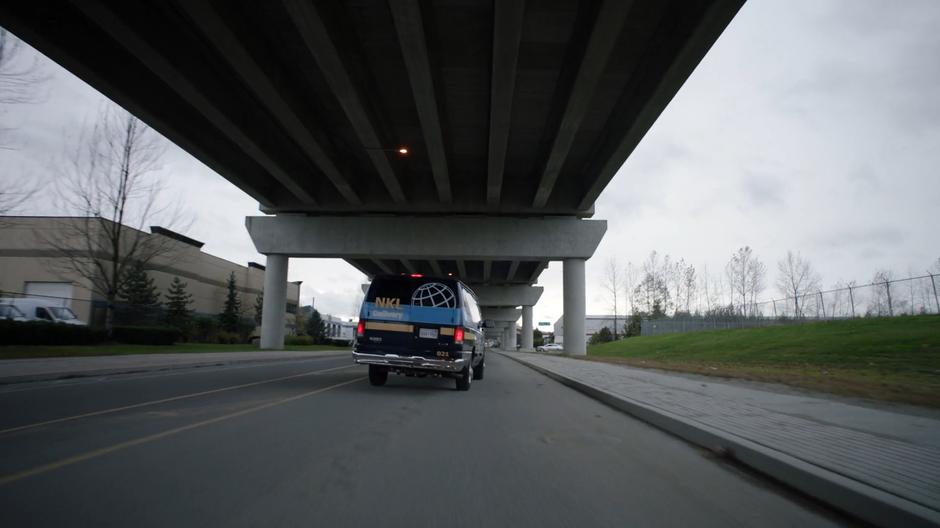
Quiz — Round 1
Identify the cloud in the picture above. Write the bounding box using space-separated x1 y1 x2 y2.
741 172 785 207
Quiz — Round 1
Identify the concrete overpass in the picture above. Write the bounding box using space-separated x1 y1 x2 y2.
0 0 744 353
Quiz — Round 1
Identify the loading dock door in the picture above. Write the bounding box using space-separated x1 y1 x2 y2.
24 282 74 307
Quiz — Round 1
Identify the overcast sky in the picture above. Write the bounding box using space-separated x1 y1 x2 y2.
2 0 938 324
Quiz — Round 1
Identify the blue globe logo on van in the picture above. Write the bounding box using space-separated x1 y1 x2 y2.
411 282 456 308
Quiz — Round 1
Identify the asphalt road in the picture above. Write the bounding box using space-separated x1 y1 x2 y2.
0 353 850 527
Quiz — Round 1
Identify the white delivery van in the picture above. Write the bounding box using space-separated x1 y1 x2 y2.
0 298 87 326
0 304 28 321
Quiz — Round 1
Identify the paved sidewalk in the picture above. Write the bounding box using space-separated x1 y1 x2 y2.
504 352 940 528
0 350 347 384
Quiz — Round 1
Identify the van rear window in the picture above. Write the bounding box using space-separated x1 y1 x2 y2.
367 277 460 309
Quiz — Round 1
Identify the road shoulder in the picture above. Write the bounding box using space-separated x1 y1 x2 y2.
501 351 940 528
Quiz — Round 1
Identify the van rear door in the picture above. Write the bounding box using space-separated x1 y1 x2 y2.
359 276 461 356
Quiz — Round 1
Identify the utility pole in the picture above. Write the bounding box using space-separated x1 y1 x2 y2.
930 273 940 314
885 280 893 316
848 285 856 318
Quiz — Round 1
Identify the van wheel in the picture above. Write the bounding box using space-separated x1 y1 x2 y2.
456 364 472 391
472 356 484 380
368 365 388 386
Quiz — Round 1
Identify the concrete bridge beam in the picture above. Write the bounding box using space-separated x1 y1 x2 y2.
473 285 543 308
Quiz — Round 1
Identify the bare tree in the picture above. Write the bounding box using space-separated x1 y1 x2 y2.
667 257 686 316
0 182 34 216
0 28 48 107
775 250 821 318
602 257 622 339
682 263 696 314
725 246 765 316
43 106 181 332
624 261 639 316
634 251 670 315
868 269 895 316
699 264 715 314
0 27 49 216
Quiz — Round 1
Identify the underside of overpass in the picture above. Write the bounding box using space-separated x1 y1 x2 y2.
0 0 744 353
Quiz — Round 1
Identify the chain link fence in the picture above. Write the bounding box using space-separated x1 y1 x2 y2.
754 273 940 319
641 273 940 337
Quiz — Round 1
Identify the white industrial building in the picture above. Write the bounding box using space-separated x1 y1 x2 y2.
322 314 357 346
0 216 300 330
553 315 625 345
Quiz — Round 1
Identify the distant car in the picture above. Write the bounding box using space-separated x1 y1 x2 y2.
0 304 27 322
537 343 563 352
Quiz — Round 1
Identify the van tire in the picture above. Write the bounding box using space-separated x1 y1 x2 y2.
368 365 388 386
472 356 484 380
456 365 472 391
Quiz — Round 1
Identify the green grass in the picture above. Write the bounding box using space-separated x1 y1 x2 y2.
586 315 940 408
0 342 346 360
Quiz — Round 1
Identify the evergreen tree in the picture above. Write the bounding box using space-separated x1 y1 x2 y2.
589 326 613 345
219 272 242 332
624 313 642 337
164 276 194 331
533 328 544 347
306 309 326 343
254 292 264 325
119 261 160 307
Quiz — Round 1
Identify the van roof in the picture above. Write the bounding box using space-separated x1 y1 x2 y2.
370 274 478 297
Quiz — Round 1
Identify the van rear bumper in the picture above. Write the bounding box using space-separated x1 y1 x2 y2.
352 351 471 373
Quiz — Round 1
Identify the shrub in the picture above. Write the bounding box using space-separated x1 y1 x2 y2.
589 326 613 345
112 326 180 345
0 320 107 346
624 313 642 338
236 319 255 343
216 331 241 344
285 335 314 346
191 316 220 343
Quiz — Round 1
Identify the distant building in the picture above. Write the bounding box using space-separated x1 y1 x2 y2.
553 314 625 345
322 313 357 345
0 216 299 331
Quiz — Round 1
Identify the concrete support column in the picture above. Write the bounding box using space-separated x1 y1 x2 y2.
521 306 534 350
260 254 289 350
563 258 586 355
506 324 517 350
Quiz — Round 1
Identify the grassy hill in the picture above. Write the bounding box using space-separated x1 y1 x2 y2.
587 315 940 407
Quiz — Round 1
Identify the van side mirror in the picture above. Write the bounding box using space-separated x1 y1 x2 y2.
482 319 495 328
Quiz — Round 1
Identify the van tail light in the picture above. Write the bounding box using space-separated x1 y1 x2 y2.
357 320 365 337
454 327 464 344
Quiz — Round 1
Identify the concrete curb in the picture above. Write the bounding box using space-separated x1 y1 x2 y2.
500 352 940 528
0 351 349 385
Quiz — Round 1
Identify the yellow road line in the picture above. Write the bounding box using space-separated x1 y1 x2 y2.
0 376 366 487
0 364 356 436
